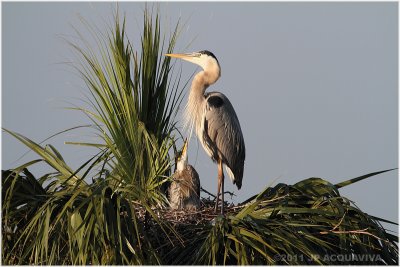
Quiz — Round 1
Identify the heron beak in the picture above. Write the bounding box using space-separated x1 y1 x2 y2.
181 138 188 156
165 52 198 60
176 138 188 169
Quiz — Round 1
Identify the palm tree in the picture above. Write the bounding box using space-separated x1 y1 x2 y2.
2 8 398 265
3 7 183 265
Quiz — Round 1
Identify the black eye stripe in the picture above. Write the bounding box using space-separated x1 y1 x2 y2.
198 50 218 61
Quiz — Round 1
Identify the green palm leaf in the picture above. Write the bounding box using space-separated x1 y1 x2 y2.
3 7 184 265
164 172 398 265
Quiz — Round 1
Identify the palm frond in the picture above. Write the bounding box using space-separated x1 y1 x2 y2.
164 172 398 265
2 167 160 264
2 7 184 265
67 7 184 206
335 168 397 189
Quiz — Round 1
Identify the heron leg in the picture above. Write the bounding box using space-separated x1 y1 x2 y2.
221 164 225 215
214 159 224 214
214 165 221 213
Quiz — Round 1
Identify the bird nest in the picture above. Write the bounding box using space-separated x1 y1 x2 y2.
132 194 243 255
134 196 241 227
133 186 244 228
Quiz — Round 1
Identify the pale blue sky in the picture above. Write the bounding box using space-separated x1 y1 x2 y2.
2 2 398 231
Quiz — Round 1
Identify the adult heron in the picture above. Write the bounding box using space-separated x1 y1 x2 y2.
166 50 245 214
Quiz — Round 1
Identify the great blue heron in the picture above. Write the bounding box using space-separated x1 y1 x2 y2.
169 139 201 210
166 50 245 214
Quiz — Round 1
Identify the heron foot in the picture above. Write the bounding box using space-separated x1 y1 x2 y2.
214 198 219 213
214 198 225 215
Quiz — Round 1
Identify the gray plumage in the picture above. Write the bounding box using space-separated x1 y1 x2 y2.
169 140 201 210
169 165 200 210
203 92 245 189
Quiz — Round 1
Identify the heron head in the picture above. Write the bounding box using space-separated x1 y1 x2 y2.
176 139 189 171
166 50 221 78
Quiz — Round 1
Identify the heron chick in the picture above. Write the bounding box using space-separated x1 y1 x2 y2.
169 139 200 210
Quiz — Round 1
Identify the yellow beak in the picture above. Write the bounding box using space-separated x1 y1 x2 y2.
181 138 188 156
165 52 198 60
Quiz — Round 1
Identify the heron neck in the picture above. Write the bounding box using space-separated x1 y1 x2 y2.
185 72 206 132
192 71 208 95
185 70 220 136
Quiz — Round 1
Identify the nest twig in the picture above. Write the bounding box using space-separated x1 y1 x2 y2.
133 194 239 227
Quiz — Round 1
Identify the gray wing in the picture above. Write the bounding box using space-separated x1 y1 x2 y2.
202 92 245 189
187 165 200 198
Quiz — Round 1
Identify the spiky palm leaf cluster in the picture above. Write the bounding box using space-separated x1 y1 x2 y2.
3 8 184 265
3 168 398 264
66 10 184 206
3 168 158 265
164 171 398 265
